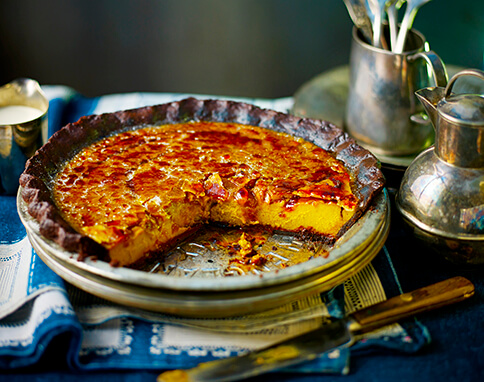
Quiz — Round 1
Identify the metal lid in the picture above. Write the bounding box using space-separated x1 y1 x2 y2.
439 69 484 126
439 94 484 126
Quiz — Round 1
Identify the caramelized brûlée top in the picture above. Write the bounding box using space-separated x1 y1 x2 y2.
53 121 359 266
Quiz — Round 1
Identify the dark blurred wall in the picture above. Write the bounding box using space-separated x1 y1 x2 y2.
0 0 482 98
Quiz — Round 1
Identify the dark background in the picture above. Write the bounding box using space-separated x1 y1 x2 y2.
1 0 483 99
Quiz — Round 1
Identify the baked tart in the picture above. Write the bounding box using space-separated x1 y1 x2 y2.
19 98 385 268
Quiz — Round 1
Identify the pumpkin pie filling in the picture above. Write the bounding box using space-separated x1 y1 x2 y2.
53 121 358 267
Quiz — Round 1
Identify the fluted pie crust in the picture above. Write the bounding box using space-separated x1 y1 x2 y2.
20 98 385 268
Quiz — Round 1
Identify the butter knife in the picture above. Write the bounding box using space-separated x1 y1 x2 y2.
157 276 474 382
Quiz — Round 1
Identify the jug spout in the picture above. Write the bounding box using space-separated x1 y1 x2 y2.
415 87 446 129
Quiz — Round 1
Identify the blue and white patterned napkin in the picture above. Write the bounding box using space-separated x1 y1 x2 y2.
0 89 430 373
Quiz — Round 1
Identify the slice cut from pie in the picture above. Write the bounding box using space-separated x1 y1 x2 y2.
19 98 385 268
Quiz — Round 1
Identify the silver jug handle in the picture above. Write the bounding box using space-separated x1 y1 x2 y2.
445 68 484 98
409 51 448 88
409 51 448 125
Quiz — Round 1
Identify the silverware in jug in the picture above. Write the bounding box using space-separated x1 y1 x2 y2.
387 0 405 50
394 0 432 53
343 0 374 44
342 0 432 53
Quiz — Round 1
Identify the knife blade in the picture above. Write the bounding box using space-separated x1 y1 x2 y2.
157 276 474 382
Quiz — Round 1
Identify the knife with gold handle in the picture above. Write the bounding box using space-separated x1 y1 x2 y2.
157 276 475 382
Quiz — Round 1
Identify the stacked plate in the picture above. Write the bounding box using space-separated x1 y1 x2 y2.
18 188 390 318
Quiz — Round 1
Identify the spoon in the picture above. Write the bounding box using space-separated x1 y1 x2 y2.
342 0 374 44
387 0 406 51
368 0 389 48
394 0 432 53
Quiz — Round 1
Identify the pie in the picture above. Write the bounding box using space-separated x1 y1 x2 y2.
19 98 385 268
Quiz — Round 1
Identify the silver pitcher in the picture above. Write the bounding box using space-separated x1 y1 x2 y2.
0 78 48 194
396 69 484 265
345 26 448 157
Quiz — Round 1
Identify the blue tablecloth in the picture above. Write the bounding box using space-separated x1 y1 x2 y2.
1 89 483 381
